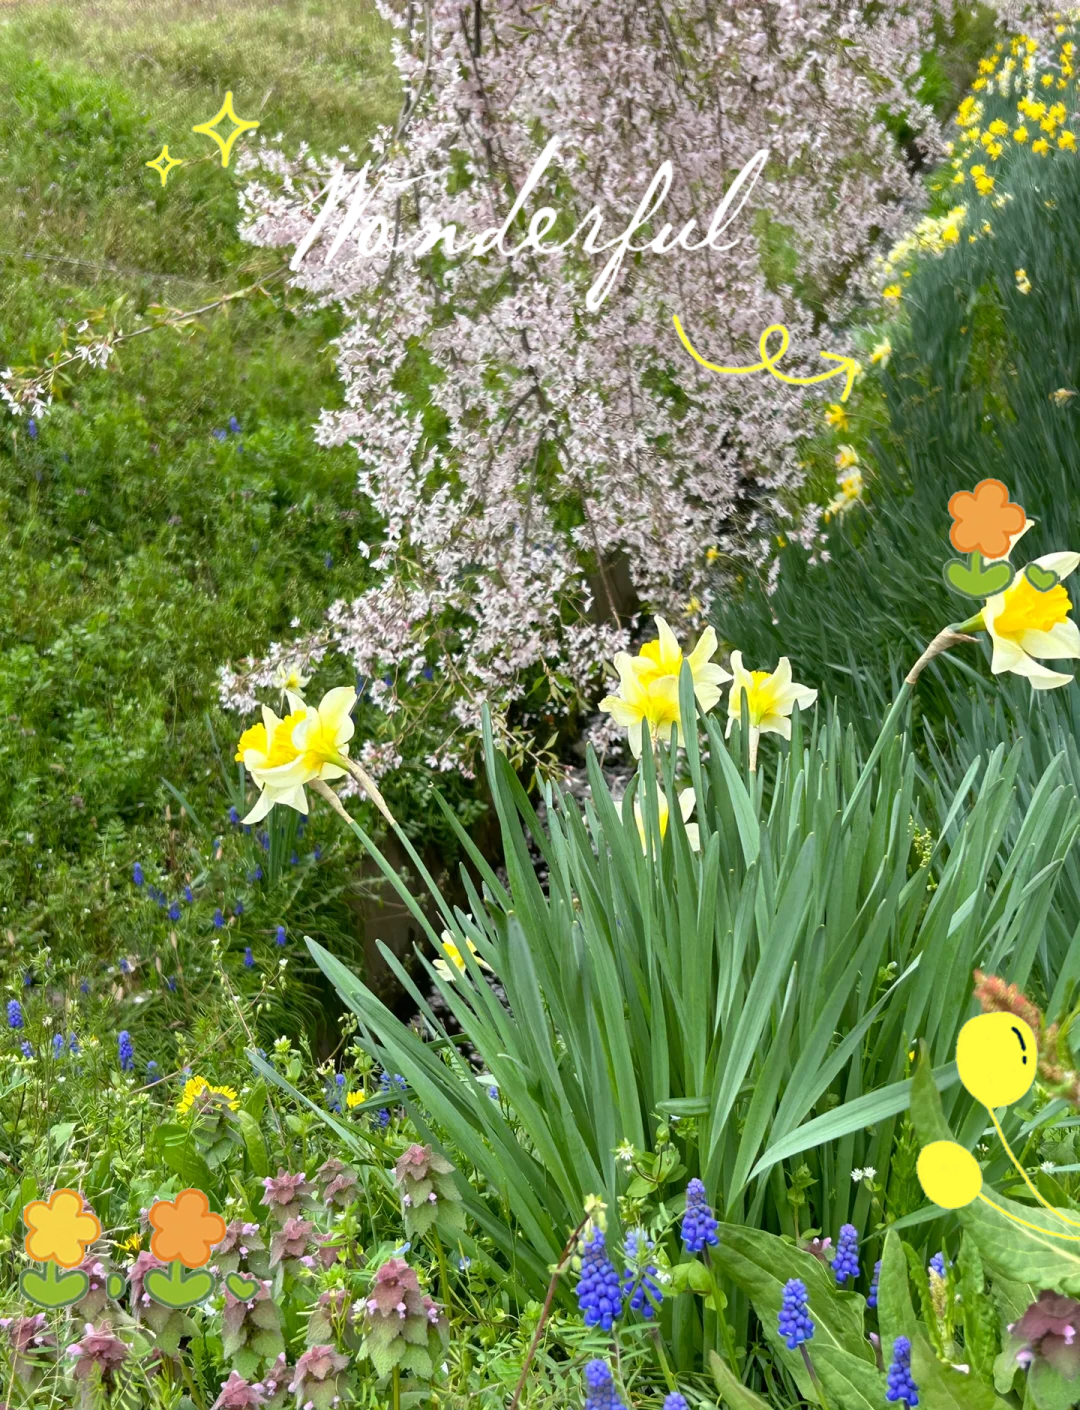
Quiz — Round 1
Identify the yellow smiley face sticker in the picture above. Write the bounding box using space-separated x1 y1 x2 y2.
956 1011 1036 1108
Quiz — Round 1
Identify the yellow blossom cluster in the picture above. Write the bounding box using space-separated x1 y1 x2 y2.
177 1075 240 1115
873 207 967 301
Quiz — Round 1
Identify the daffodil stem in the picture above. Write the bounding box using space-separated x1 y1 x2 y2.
748 728 760 775
341 757 397 828
903 623 979 686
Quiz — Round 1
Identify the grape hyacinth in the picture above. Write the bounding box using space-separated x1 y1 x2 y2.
7 999 24 1030
583 1360 626 1410
243 948 254 969
868 1259 881 1309
928 1252 946 1279
132 863 144 887
663 1395 689 1410
831 1224 860 1285
681 1178 719 1253
576 1228 623 1331
778 1279 814 1350
886 1336 919 1405
621 1228 663 1319
20 1040 33 1058
275 926 287 946
118 1031 134 1072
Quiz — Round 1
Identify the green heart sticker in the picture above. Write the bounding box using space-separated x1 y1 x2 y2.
944 557 1015 599
106 1272 127 1300
224 1271 261 1301
1024 562 1060 592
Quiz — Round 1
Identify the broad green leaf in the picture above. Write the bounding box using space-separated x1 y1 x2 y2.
812 1344 887 1410
233 1109 269 1178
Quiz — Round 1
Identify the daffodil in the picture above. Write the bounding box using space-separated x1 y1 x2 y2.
600 656 682 759
982 553 1080 690
726 653 818 769
433 931 493 982
870 339 892 367
630 616 731 711
835 445 859 471
272 661 310 699
633 787 699 853
235 686 356 823
825 403 849 430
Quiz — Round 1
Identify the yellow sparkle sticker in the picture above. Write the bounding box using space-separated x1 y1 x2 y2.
146 145 184 187
191 92 260 169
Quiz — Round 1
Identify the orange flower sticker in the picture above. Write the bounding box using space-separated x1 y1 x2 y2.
948 478 1027 559
23 1189 102 1268
148 1189 227 1269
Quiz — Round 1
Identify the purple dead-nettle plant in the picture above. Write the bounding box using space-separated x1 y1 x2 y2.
221 0 976 770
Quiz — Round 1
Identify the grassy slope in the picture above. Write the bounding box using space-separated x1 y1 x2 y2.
0 1 399 972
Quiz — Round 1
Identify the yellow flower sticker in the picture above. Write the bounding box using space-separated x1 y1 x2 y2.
23 1189 101 1269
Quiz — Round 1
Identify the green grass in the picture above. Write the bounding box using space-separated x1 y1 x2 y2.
0 2 403 988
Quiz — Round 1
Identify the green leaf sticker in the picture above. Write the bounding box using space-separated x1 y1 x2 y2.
144 1262 217 1309
1024 563 1060 593
944 557 1014 599
224 1271 261 1301
20 1263 89 1309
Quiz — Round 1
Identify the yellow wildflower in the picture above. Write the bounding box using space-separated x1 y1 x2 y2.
177 1075 240 1115
346 1089 366 1109
705 546 720 563
983 554 1080 690
870 338 892 367
825 403 849 430
883 283 902 302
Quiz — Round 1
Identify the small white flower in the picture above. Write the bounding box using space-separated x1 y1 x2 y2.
1040 1160 1057 1174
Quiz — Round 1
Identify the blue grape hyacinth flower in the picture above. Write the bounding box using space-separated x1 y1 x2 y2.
583 1360 626 1410
663 1396 688 1410
832 1223 860 1284
576 1228 623 1331
7 999 24 1030
681 1177 719 1252
886 1336 919 1405
868 1259 881 1308
778 1278 814 1350
118 1030 135 1072
928 1251 946 1278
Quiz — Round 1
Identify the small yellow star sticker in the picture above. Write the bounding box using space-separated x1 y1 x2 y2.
191 92 260 169
146 145 184 187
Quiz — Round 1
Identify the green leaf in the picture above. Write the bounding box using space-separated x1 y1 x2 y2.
812 1344 887 1410
152 1123 213 1191
709 1351 772 1410
1029 1359 1080 1410
959 1186 1080 1296
234 1109 269 1178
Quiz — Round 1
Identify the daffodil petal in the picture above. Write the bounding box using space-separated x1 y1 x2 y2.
1032 551 1080 580
1018 619 1080 659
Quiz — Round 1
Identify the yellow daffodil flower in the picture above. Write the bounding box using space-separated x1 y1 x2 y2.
1016 269 1032 294
982 553 1080 690
1059 130 1077 151
235 686 356 823
600 657 682 759
882 284 902 303
633 787 699 853
1032 138 1050 156
870 339 892 366
726 653 818 742
835 445 859 470
433 932 493 982
629 616 731 713
825 403 849 430
272 662 309 698
1014 125 1029 142
1050 388 1077 404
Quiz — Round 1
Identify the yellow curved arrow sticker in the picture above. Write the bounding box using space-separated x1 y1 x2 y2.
673 316 861 403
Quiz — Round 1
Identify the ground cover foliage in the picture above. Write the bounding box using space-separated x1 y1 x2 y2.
6 4 1080 1410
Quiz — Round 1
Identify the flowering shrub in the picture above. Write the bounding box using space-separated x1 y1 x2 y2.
219 0 1026 776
